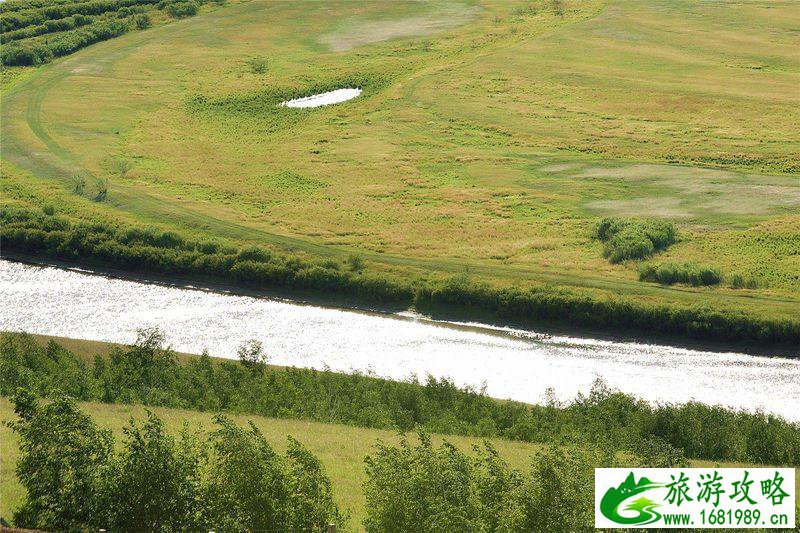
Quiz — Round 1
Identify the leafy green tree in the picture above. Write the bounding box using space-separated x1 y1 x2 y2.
237 338 267 375
364 433 484 532
10 390 112 531
97 412 206 531
202 415 346 531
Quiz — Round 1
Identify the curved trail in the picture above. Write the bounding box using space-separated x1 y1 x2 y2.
2 0 798 317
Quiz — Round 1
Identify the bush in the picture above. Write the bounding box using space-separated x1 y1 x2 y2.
363 434 616 532
247 56 268 74
730 273 763 290
164 0 198 18
604 226 653 262
638 262 722 286
8 392 345 531
98 412 206 531
595 217 677 263
2 206 798 345
9 390 112 530
132 12 150 28
204 415 346 531
0 0 202 65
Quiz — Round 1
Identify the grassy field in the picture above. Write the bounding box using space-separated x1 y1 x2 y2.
2 0 799 323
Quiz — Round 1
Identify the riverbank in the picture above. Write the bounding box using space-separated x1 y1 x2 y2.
7 250 798 359
4 259 800 419
2 207 799 352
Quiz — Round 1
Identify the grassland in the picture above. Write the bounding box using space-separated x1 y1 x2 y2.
2 0 799 330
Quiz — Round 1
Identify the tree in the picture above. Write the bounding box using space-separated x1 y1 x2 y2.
94 177 109 202
97 411 206 531
237 339 268 375
10 390 112 531
71 173 86 195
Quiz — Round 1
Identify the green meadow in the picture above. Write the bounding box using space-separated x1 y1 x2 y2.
2 0 799 325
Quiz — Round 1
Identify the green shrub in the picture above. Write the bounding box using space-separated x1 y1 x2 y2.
730 273 763 290
204 415 346 531
638 262 722 286
363 435 615 532
132 12 150 28
247 56 268 74
2 206 798 345
8 391 344 531
604 226 654 262
595 217 677 263
0 0 202 65
9 390 112 531
164 0 198 18
98 412 206 531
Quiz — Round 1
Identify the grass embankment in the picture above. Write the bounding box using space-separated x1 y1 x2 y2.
2 0 799 347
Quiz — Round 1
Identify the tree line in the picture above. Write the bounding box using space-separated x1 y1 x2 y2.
0 0 218 66
3 205 799 346
4 390 662 532
3 330 799 467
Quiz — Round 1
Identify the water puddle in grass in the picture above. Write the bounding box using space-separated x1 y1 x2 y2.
1 259 799 420
280 88 362 108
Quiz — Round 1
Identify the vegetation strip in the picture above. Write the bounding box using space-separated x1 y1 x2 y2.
3 330 800 530
3 330 799 466
3 205 799 347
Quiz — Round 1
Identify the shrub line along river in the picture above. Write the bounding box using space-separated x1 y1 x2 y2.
1 259 798 420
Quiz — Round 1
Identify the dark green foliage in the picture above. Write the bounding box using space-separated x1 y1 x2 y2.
415 274 800 346
3 332 800 466
132 12 150 28
604 226 653 262
163 0 197 18
1 17 130 65
9 389 112 530
3 206 798 345
595 217 677 263
0 0 206 65
0 206 413 305
638 262 723 286
8 392 344 531
0 334 95 399
1 13 93 42
247 55 268 74
98 412 206 531
363 435 613 533
203 416 346 532
730 273 763 290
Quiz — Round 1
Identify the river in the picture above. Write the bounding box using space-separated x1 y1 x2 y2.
1 259 798 420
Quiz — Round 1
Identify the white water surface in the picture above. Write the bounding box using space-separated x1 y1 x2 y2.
1 260 798 420
280 88 362 108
